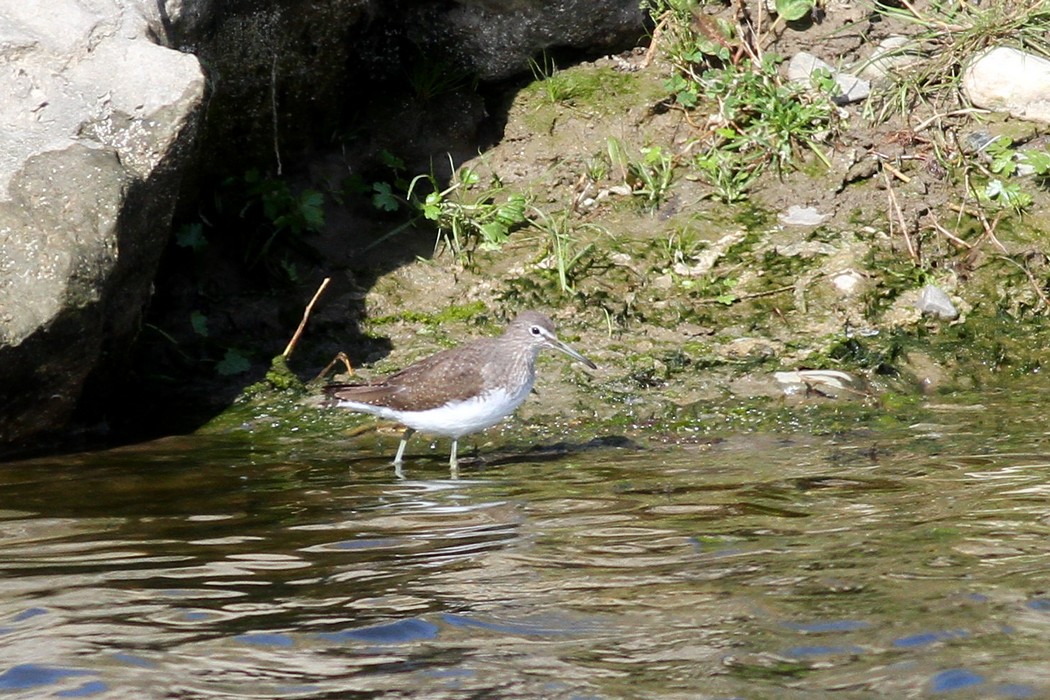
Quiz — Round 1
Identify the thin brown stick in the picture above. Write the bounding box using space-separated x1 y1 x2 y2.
963 171 1009 254
882 167 918 263
283 277 331 359
641 11 670 68
913 108 989 133
313 351 355 382
697 283 798 305
880 159 911 184
927 211 972 249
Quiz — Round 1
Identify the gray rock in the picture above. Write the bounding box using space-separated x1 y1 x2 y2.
962 47 1050 124
774 370 864 399
787 51 870 105
858 36 921 85
917 284 958 320
0 1 205 447
177 0 647 172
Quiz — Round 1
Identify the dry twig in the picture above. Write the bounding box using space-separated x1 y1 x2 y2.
314 351 355 382
882 166 919 263
283 277 331 359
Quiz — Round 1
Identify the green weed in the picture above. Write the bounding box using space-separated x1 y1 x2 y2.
529 209 602 296
692 55 838 195
529 52 576 104
607 138 677 209
407 161 531 258
180 169 327 284
644 1 840 202
406 54 474 102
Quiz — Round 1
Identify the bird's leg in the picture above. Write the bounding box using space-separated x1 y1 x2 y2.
449 439 459 480
393 428 415 467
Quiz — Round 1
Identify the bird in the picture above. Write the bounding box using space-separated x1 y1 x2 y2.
324 311 596 477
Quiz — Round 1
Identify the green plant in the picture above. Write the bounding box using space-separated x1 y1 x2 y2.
529 209 601 295
607 138 677 209
405 54 473 102
970 138 1050 216
689 56 838 200
237 169 325 273
529 52 575 104
773 0 815 23
407 161 531 258
183 169 327 284
645 1 839 201
645 0 738 109
692 148 761 203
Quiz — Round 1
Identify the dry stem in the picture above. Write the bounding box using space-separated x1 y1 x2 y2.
283 277 331 359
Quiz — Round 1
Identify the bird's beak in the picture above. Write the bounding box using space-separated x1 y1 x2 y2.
548 338 597 369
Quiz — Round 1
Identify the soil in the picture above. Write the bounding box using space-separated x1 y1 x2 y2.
129 1 1050 444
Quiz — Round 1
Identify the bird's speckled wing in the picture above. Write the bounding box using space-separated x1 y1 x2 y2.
325 339 495 412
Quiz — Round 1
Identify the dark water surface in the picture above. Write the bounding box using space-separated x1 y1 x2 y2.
2 390 1050 698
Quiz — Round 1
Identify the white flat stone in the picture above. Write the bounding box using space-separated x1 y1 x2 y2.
963 47 1050 124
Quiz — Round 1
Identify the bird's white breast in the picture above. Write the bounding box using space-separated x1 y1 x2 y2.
401 379 534 437
336 375 534 438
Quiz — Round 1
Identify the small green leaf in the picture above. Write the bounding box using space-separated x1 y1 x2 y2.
299 190 325 231
280 259 300 282
458 167 480 187
495 196 528 226
1021 150 1050 174
190 311 208 337
371 182 400 212
422 192 443 220
216 348 251 376
378 149 405 171
479 221 509 246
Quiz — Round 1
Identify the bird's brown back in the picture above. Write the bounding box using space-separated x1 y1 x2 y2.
324 339 500 412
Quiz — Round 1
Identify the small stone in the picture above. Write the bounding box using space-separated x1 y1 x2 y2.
652 274 674 291
787 52 870 105
831 269 864 295
723 337 778 360
962 130 997 153
779 205 827 226
917 284 958 320
774 370 863 399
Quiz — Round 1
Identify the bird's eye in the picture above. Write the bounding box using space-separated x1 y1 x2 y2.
530 325 542 336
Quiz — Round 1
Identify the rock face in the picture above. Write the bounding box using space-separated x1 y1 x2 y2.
166 0 647 174
0 1 205 448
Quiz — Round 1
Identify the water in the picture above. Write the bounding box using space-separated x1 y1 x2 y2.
1 392 1050 698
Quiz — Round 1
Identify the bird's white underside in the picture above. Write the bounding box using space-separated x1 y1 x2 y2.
334 377 535 438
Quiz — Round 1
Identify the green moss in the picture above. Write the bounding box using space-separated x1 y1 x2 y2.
367 301 488 329
523 66 657 112
264 355 303 391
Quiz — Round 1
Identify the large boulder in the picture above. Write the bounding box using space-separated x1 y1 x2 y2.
163 0 647 173
0 1 205 448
